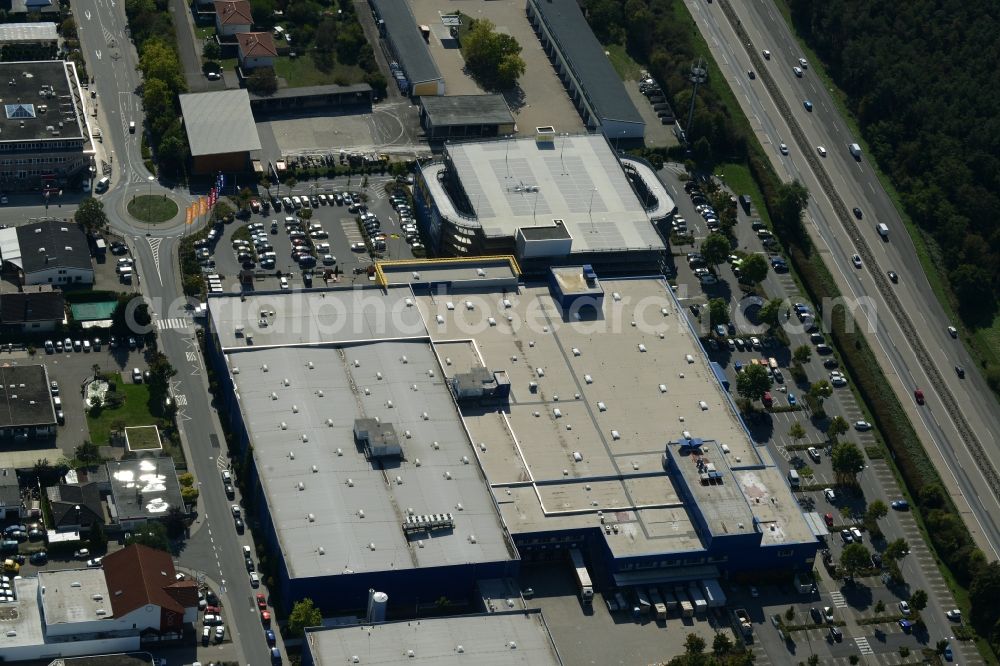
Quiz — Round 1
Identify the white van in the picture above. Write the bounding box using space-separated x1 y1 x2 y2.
95 176 111 193
788 469 800 488
876 223 889 240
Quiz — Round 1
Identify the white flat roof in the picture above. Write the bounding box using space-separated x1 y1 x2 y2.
38 569 111 626
225 332 513 579
437 135 665 253
0 577 44 649
306 611 562 665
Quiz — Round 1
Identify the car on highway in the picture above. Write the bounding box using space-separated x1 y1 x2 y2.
891 500 909 511
855 420 872 431
762 49 771 59
793 66 802 77
747 69 755 79
779 142 789 155
817 146 827 157
956 365 965 378
948 325 958 338
798 58 808 68
804 100 813 111
852 254 863 268
888 270 899 283
914 388 925 405
852 207 863 219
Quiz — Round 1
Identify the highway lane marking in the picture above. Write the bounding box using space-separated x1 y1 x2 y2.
95 50 102 60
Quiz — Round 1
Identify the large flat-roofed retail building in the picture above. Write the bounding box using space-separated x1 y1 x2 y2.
414 133 673 272
204 260 818 615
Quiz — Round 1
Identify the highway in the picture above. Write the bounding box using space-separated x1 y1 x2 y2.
71 0 274 662
683 0 1000 562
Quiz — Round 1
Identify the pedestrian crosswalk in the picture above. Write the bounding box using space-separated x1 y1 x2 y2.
830 590 847 608
341 219 364 244
855 636 873 654
156 317 191 331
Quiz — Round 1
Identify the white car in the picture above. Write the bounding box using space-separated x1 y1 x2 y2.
215 625 226 641
74 548 90 559
291 196 302 208
86 557 103 567
280 277 290 290
779 143 789 155
793 66 803 77
249 572 260 588
762 49 771 60
351 242 366 252
899 600 911 616
807 447 821 462
798 57 808 69
824 488 836 502
855 420 872 431
817 146 827 157
947 325 958 338
323 254 336 265
852 254 863 268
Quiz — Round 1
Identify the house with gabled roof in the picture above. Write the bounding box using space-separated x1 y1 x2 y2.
214 0 252 37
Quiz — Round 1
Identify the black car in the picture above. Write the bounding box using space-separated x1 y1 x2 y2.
852 207 863 219
234 518 245 533
110 242 128 255
823 358 840 369
810 607 823 624
888 270 898 283
956 366 965 378
29 551 47 565
225 484 235 499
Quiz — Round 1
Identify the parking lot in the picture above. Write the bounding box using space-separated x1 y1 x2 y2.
409 0 585 136
196 177 422 292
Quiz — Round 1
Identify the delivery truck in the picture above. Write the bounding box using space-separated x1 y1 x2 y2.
849 143 862 159
569 549 593 605
688 583 708 615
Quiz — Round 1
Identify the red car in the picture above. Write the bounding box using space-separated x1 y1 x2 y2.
824 513 834 529
914 388 925 405
261 610 271 627
256 594 267 611
204 605 221 615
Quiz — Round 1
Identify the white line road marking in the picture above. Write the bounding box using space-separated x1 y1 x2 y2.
186 351 197 362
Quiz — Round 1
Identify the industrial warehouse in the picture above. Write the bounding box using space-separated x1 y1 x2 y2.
412 132 675 272
204 260 820 617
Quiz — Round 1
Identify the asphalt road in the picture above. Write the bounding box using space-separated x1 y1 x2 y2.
683 0 1000 568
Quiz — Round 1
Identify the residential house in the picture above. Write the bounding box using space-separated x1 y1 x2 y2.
236 32 277 70
214 0 252 37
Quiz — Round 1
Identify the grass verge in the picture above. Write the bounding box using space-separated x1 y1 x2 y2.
605 43 643 81
273 56 365 88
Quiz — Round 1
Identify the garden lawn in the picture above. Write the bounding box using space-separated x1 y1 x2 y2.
273 56 365 88
86 376 157 445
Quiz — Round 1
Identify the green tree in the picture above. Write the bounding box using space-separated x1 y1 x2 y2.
831 441 865 484
840 542 871 579
970 561 1000 637
736 363 772 402
138 38 186 94
758 297 784 330
178 472 194 488
181 485 200 503
74 440 102 466
712 631 733 656
793 344 812 365
59 17 78 39
866 500 888 522
75 197 109 233
828 416 849 440
288 598 323 637
700 232 730 268
202 39 221 61
683 632 706 655
809 380 833 400
462 19 526 90
125 521 170 552
247 67 278 96
909 589 928 612
773 180 810 246
739 253 769 286
789 422 806 441
708 298 730 326
884 538 910 562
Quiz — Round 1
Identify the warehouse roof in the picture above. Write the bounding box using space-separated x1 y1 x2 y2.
0 290 64 324
371 0 441 85
179 89 261 157
527 0 642 126
218 302 513 578
38 568 110 627
421 95 514 128
413 273 814 555
106 457 184 522
428 134 663 253
304 611 563 666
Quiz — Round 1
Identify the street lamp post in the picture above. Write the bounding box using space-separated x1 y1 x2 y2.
146 175 154 236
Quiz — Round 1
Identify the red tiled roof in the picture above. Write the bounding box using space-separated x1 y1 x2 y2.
103 544 196 617
214 0 252 25
236 31 278 58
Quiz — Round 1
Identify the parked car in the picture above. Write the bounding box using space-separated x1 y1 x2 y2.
891 500 909 511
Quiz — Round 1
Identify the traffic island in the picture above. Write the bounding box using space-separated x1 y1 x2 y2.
127 194 179 224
